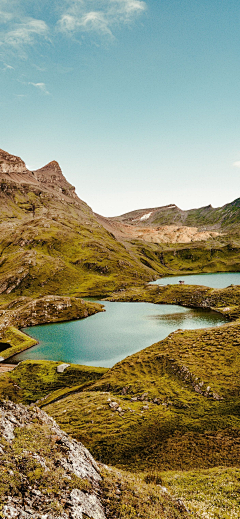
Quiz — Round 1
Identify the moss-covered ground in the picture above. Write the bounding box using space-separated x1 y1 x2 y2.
0 421 94 517
0 326 37 359
1 282 240 515
0 360 107 404
101 465 240 518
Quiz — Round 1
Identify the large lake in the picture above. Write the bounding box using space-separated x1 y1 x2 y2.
10 272 238 368
11 300 227 368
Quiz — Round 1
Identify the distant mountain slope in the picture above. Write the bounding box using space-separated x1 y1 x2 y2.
111 199 240 230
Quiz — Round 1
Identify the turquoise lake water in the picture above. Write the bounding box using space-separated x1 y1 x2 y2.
151 271 240 288
10 299 227 368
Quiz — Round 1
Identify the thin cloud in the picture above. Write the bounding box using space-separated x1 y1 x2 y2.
0 0 147 59
28 81 50 95
3 19 48 47
0 11 13 23
233 161 240 168
3 62 14 69
57 0 147 37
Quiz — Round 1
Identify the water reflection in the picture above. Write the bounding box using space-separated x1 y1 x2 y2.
147 308 224 327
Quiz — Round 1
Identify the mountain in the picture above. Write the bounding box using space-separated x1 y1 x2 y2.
111 199 240 230
0 147 240 299
0 148 160 297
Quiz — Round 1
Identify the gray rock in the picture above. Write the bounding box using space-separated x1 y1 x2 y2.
0 400 106 519
70 489 105 519
56 363 70 373
109 401 119 410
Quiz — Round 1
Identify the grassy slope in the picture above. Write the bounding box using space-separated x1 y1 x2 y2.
0 182 158 298
41 287 240 472
0 360 108 404
1 181 240 300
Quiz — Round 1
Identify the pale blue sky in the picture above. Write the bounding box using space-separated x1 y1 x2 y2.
1 0 240 216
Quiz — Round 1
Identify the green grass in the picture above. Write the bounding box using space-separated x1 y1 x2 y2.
100 465 191 518
45 390 240 472
101 465 240 518
156 466 240 518
0 326 37 359
0 360 108 404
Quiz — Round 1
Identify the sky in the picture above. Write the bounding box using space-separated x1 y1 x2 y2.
1 0 240 216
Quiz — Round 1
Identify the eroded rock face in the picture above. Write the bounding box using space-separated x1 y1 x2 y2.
33 161 78 200
0 149 29 176
0 400 106 519
0 148 77 202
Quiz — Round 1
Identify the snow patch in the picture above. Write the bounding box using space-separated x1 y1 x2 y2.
140 212 152 221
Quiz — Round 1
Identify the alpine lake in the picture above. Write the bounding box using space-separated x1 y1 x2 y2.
10 272 240 368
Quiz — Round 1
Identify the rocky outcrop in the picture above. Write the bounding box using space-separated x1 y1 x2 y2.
33 161 78 200
0 148 29 177
0 148 78 203
0 295 104 330
0 400 106 519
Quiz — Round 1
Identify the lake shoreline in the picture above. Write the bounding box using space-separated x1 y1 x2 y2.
2 272 240 365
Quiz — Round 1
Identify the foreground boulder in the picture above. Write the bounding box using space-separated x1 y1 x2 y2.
0 400 106 519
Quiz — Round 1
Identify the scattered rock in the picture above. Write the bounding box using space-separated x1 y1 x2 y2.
57 363 70 373
109 402 119 410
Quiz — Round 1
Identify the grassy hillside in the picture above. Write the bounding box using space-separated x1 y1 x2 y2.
0 180 159 298
1 283 240 516
0 360 107 404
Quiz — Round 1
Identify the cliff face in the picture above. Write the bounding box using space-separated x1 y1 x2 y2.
0 148 29 176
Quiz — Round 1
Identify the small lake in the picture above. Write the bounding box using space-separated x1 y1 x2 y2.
151 272 240 288
10 301 227 368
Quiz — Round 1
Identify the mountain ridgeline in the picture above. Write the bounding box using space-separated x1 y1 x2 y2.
111 199 240 229
0 147 240 298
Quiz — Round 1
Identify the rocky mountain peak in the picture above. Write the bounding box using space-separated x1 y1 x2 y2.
0 147 79 202
0 148 28 176
33 160 77 198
